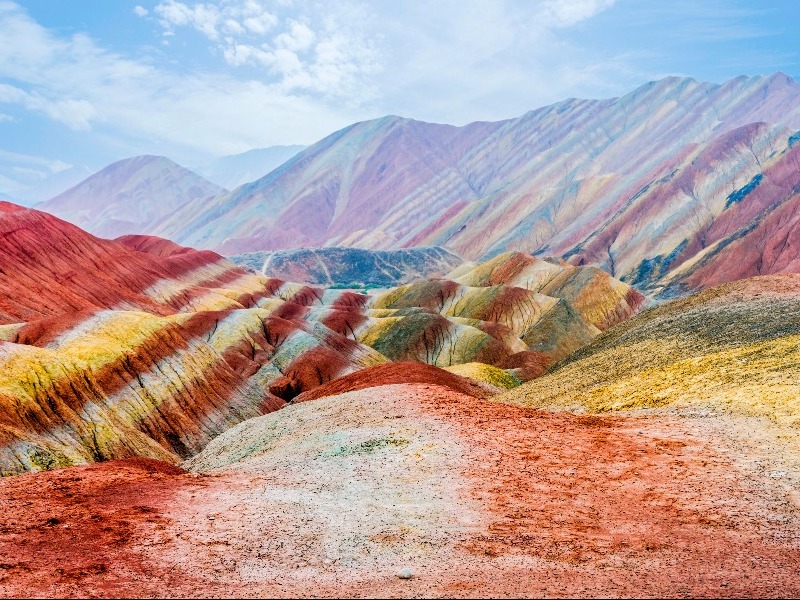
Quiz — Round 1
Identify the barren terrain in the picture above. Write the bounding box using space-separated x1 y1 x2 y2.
2 382 799 598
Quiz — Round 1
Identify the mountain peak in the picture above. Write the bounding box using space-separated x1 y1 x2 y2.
39 155 225 239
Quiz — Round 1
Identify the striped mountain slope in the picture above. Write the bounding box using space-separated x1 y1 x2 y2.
0 203 642 473
0 202 270 323
140 74 800 297
0 306 387 475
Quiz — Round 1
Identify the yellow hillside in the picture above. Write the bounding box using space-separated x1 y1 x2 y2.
499 275 800 439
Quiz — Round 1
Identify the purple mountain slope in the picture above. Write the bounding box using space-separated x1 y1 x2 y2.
147 74 800 294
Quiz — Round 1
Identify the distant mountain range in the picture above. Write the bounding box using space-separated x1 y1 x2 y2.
31 73 800 296
230 246 463 288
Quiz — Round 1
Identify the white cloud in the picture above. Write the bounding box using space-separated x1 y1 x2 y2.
11 165 47 178
0 148 73 178
48 159 72 173
154 0 276 40
242 12 276 35
0 112 13 122
133 5 149 17
365 0 637 125
150 1 379 100
539 0 617 27
0 2 378 159
0 83 95 130
275 20 315 52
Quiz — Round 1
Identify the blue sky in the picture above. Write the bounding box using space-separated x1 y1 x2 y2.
1 0 799 197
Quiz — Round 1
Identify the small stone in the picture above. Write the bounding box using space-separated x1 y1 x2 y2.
397 567 414 580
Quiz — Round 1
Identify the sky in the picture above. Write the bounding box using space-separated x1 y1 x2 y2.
1 0 799 197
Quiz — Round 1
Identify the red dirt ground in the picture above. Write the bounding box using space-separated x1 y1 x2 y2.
1 386 799 598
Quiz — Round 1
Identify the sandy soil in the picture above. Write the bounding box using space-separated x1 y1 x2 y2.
1 383 799 598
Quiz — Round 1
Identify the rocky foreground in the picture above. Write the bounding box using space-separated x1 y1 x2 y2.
1 372 799 597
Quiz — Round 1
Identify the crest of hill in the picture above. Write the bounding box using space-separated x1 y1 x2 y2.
447 251 645 331
0 202 274 324
116 234 195 258
294 361 500 402
144 74 800 297
39 155 225 239
499 274 800 441
230 246 463 287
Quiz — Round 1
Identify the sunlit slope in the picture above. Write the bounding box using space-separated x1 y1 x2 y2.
499 275 800 433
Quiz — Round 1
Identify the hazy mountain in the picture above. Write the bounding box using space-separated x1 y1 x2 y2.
39 155 225 239
197 145 306 189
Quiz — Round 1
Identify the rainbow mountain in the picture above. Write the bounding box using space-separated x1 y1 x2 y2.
0 203 641 474
118 73 800 298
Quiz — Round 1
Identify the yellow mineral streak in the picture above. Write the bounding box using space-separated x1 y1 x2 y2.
443 362 522 389
355 317 405 348
46 311 169 369
180 273 268 312
0 323 23 342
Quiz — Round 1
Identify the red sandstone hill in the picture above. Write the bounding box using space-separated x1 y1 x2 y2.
294 361 499 402
0 202 272 324
116 234 195 257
